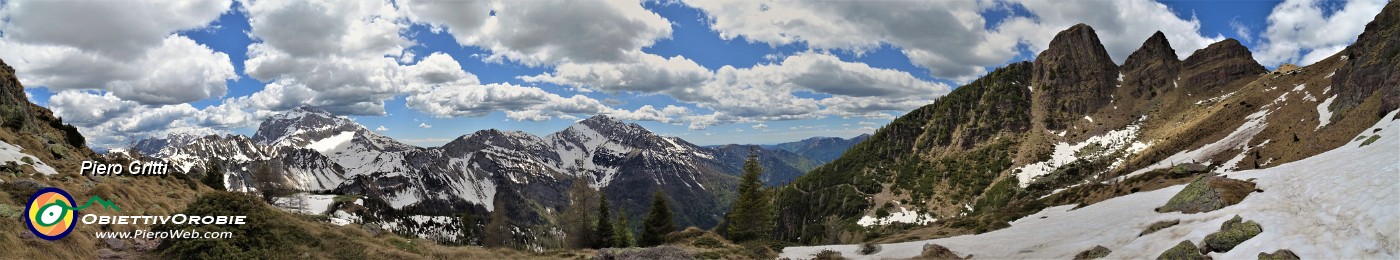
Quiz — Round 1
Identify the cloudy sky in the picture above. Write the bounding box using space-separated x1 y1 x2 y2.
0 0 1385 149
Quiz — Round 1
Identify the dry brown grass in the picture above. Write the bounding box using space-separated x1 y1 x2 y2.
0 173 550 259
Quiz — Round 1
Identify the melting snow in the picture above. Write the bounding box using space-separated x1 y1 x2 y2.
1127 110 1270 178
857 207 937 227
272 193 338 215
1317 95 1338 129
1015 123 1151 188
0 141 57 175
305 131 356 154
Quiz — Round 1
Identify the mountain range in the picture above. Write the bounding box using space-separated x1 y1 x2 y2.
123 106 867 245
1 1 1394 258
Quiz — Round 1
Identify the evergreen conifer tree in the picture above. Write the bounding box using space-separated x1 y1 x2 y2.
641 191 675 246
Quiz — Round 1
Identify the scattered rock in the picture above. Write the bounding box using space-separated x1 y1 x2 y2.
130 238 162 252
1074 245 1112 259
10 178 48 190
96 248 122 260
0 203 23 218
596 246 694 260
1202 215 1263 253
915 243 967 259
1157 240 1210 260
104 237 128 251
859 242 881 255
1257 249 1300 260
1157 176 1256 213
362 224 383 237
1140 219 1181 236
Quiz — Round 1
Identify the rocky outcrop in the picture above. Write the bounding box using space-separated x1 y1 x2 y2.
1073 245 1112 260
1157 176 1256 214
1031 23 1119 130
0 58 96 171
1120 31 1181 99
1179 39 1265 92
1201 215 1263 253
1331 0 1400 113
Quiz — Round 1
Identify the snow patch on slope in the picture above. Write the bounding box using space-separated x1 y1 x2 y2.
1127 110 1269 178
272 193 338 215
1317 95 1337 129
1015 123 1151 188
0 141 57 175
305 131 356 154
857 207 937 227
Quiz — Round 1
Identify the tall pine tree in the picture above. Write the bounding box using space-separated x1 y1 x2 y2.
595 192 615 248
201 160 225 190
726 149 775 242
641 191 675 246
561 177 599 249
484 193 511 248
613 213 635 247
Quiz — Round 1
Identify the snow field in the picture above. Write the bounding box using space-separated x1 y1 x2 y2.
782 110 1399 259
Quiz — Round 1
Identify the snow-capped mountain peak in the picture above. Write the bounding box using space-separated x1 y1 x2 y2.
252 105 363 147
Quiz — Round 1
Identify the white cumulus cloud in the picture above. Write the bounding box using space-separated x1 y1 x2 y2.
0 0 236 105
1254 0 1387 66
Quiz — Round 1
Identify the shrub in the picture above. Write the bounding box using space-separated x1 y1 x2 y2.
3 114 24 130
155 192 318 259
0 203 23 218
859 242 881 255
811 249 845 260
737 240 778 259
692 236 723 248
919 243 965 259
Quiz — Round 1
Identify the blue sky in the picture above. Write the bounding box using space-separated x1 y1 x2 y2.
0 0 1385 149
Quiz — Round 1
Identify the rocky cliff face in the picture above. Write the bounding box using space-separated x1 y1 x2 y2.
0 58 96 174
1120 31 1181 100
1031 23 1120 130
1178 39 1266 93
1331 1 1400 114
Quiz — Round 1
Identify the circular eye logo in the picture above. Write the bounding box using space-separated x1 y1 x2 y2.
25 187 78 240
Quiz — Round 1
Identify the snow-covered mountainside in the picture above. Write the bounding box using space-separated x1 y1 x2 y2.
131 109 742 244
782 110 1399 259
773 2 1399 250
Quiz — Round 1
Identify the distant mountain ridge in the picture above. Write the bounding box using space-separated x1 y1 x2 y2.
126 106 862 245
763 134 870 164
